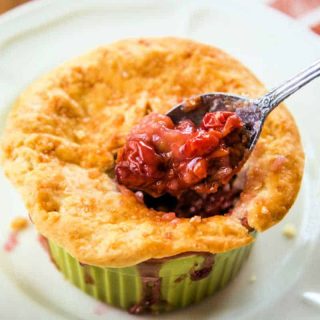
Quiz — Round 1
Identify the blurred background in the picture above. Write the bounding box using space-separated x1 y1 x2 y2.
1 0 320 35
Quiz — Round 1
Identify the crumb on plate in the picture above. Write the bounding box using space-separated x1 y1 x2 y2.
10 216 28 232
249 275 256 283
282 223 297 239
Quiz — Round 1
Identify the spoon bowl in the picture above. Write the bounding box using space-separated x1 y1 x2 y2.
167 93 262 152
167 59 320 172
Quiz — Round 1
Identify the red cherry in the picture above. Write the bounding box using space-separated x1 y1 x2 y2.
201 111 233 130
115 111 244 198
183 130 221 158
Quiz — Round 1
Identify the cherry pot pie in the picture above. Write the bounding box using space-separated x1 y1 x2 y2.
1 38 304 313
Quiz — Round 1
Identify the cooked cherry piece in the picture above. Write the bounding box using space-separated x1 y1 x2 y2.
116 111 247 198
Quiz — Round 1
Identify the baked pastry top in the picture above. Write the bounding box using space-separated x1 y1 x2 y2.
1 38 304 267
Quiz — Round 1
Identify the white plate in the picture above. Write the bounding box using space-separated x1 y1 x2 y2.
0 0 320 319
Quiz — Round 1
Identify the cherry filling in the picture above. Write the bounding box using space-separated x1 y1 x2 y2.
116 111 249 217
142 176 245 218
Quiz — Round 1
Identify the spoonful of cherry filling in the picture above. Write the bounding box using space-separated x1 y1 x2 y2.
116 60 320 199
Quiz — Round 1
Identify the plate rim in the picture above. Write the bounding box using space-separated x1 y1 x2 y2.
0 1 320 319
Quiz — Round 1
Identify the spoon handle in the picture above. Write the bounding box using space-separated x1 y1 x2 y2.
257 59 320 114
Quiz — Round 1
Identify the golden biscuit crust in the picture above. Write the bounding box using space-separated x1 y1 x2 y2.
1 38 304 267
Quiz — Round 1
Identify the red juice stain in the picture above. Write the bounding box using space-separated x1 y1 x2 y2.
93 302 108 316
3 232 18 252
37 234 50 253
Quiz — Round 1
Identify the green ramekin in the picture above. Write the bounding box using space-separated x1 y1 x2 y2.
45 238 254 314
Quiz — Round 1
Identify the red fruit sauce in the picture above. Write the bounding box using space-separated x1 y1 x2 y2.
3 232 18 252
116 111 245 202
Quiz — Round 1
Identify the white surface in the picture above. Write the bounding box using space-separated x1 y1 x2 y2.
0 0 320 319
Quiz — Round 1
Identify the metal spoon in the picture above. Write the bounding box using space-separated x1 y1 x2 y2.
167 60 320 149
166 60 320 186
